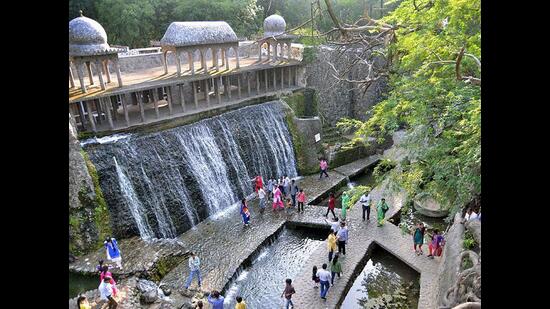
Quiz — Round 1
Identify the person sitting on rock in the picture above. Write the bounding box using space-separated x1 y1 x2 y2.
207 290 225 309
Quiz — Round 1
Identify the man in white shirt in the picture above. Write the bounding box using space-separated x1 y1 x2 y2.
325 217 340 233
99 276 118 308
359 192 372 221
316 263 332 300
258 187 266 210
184 252 202 290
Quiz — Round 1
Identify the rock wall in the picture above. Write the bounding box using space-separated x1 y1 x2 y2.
304 45 388 125
436 213 465 306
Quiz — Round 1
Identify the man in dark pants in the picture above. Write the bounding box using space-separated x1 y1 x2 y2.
290 179 299 208
336 221 349 255
359 191 372 221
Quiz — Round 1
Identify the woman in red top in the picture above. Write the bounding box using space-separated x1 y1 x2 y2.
99 265 118 296
325 192 337 219
255 175 263 193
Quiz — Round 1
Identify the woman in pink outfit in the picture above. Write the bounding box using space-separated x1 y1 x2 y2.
99 265 118 296
272 185 285 210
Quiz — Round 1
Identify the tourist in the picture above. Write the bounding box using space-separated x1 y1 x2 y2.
336 221 349 256
240 198 251 226
312 265 320 288
297 189 306 213
327 230 337 262
359 191 372 221
281 175 288 195
413 222 426 255
98 276 118 309
319 158 329 179
104 237 123 270
462 208 473 223
96 259 105 275
341 191 350 220
235 296 246 309
258 186 267 211
184 252 202 290
330 253 342 286
100 265 118 296
77 295 91 309
207 290 225 309
283 175 291 197
267 178 274 199
255 175 263 193
469 208 479 221
325 217 340 233
280 278 296 309
376 198 390 227
427 229 445 259
286 198 293 214
316 263 332 300
325 192 337 219
272 185 284 210
290 179 299 207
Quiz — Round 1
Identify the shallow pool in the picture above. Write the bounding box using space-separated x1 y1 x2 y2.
69 271 100 299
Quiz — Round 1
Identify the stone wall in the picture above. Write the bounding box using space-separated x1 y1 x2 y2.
304 45 388 125
436 213 465 306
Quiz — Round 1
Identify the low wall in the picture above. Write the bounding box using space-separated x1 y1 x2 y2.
436 213 465 306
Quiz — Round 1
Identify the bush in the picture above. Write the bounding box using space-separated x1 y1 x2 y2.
463 230 477 250
373 159 396 182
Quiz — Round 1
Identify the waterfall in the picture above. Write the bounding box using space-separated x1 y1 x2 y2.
83 101 297 239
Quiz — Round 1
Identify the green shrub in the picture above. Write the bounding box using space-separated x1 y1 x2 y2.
373 159 397 182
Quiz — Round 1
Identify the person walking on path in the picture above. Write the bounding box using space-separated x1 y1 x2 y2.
413 222 426 255
359 191 372 221
282 175 289 196
427 229 445 259
281 278 296 309
104 237 123 270
327 230 337 262
240 198 251 226
376 198 390 227
317 263 332 300
312 266 320 288
267 178 274 199
290 179 299 208
336 221 349 256
272 185 284 210
254 175 263 193
184 252 202 290
319 158 329 179
325 217 340 233
284 176 291 198
330 253 342 286
257 186 266 211
325 192 337 219
341 191 350 220
235 296 246 309
207 290 225 309
98 276 118 309
296 189 306 213
100 265 118 296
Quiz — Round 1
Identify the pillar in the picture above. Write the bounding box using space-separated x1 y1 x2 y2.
103 60 111 83
259 42 263 61
152 88 160 118
267 42 271 60
288 65 292 87
165 87 173 115
256 71 260 94
121 94 130 126
188 51 195 75
235 46 240 69
247 72 251 96
211 48 217 68
281 67 284 89
226 76 232 100
163 51 168 74
76 62 87 93
264 69 268 92
77 101 87 130
85 100 97 132
214 48 220 71
86 61 94 85
221 49 225 66
205 79 210 106
94 99 102 125
69 64 75 88
175 50 182 77
179 84 186 112
102 97 114 130
137 91 146 122
237 75 241 99
94 59 106 90
200 49 207 74
192 82 198 109
273 68 276 89
113 59 123 87
214 76 221 104
224 48 230 70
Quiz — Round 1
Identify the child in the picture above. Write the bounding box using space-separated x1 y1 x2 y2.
330 253 342 286
76 295 91 309
413 222 426 255
235 296 246 309
240 198 251 226
312 265 320 288
297 189 306 213
281 278 296 309
286 198 293 214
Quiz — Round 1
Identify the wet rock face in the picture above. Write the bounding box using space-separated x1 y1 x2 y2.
138 279 160 304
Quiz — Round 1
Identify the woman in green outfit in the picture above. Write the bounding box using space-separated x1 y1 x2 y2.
330 253 342 286
413 222 426 255
376 198 389 226
341 192 350 220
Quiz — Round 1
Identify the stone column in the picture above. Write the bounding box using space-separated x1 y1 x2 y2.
200 49 207 74
205 79 210 106
211 48 217 69
86 61 94 85
137 91 146 122
163 51 168 74
273 68 276 89
264 69 268 92
69 64 75 88
102 97 114 130
224 48 230 70
281 67 284 89
258 41 263 61
175 50 182 77
225 76 232 100
103 60 111 83
188 51 195 75
237 75 242 99
76 61 87 93
288 65 292 87
215 76 221 104
152 88 160 118
165 87 173 115
256 71 260 94
235 46 240 69
77 101 87 130
179 84 186 112
247 72 251 96
85 100 97 132
267 42 271 60
221 49 225 66
113 59 123 87
121 94 130 126
94 59 106 90
214 48 220 71
192 82 198 109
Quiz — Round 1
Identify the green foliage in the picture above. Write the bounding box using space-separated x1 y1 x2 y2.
463 230 477 250
341 0 481 215
373 159 396 182
345 185 373 208
461 255 473 270
283 92 306 116
302 46 318 64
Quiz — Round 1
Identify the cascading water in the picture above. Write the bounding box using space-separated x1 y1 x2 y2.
83 101 297 239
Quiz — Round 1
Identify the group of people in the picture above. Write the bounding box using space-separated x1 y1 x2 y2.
412 223 446 258
462 207 481 223
76 237 123 309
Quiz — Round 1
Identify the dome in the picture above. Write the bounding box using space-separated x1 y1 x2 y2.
69 15 115 56
161 21 239 47
263 14 286 37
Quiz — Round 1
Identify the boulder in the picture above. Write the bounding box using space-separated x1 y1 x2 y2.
137 279 159 304
413 193 449 218
160 284 172 296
